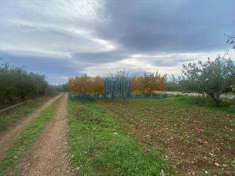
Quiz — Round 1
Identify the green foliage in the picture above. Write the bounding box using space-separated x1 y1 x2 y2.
165 74 182 91
0 63 53 105
68 101 172 176
55 83 69 92
181 57 235 106
0 103 56 176
232 77 235 92
226 35 235 49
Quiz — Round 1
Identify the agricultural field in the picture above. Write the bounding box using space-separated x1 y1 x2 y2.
67 96 235 176
0 93 234 176
68 100 172 176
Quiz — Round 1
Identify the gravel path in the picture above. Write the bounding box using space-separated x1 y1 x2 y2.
0 94 62 161
21 93 73 176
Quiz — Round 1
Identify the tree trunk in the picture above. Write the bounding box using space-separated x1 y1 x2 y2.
209 93 221 106
214 98 221 107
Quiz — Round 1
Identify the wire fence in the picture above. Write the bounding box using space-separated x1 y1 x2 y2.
0 101 28 114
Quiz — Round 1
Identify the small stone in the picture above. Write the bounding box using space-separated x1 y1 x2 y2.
222 164 228 168
160 169 165 176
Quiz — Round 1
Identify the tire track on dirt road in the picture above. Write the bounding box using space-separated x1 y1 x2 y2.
21 93 73 176
0 94 62 161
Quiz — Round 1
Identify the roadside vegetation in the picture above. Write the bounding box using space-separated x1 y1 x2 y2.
0 97 47 132
0 63 57 108
101 96 235 175
0 102 57 176
68 100 173 176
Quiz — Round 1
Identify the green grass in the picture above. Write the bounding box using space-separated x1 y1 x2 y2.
68 100 172 176
166 96 235 114
0 98 46 132
0 103 57 176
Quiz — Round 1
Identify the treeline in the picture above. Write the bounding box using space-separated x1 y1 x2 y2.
0 64 56 106
69 72 166 96
69 57 235 106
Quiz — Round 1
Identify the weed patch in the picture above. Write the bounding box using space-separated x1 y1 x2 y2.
68 101 172 176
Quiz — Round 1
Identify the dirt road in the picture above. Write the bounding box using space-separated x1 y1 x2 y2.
21 93 73 176
0 94 62 161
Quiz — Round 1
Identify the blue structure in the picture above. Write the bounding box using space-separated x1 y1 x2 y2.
104 77 131 99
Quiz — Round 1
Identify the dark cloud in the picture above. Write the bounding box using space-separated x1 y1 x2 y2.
97 0 235 53
73 50 129 64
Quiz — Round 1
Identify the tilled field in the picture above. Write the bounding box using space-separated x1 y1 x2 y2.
101 98 235 176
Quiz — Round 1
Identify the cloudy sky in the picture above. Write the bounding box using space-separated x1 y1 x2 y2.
0 0 234 84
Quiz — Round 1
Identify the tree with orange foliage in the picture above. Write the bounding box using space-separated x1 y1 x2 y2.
92 76 104 96
69 75 104 96
131 76 144 94
131 72 166 95
69 72 166 96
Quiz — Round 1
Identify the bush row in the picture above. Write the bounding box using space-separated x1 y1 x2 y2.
0 64 54 106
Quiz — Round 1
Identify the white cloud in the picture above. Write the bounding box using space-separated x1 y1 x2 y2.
82 50 235 77
0 0 107 56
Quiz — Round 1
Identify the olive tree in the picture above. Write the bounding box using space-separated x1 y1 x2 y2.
226 35 235 49
225 35 235 92
182 57 235 106
165 74 183 91
0 63 51 105
232 77 235 92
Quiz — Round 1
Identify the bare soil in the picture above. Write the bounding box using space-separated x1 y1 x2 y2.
21 93 73 176
0 94 62 161
101 99 235 176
